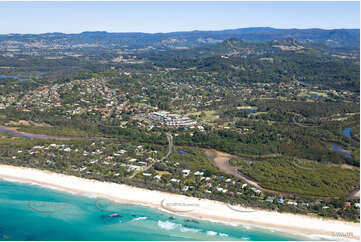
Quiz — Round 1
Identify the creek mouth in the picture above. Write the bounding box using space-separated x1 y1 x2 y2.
330 142 352 158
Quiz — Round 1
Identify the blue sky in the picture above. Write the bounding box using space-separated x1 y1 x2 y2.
0 1 359 34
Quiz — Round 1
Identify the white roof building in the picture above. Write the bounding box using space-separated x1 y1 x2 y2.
194 171 204 176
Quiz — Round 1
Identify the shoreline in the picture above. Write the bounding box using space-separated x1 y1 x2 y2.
0 165 359 240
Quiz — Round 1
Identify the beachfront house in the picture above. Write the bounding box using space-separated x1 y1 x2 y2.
182 169 190 176
127 165 142 171
194 171 204 176
287 201 298 206
182 186 189 192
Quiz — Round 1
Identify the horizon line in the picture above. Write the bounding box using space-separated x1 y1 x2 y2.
1 26 360 35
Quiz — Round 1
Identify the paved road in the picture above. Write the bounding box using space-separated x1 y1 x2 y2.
161 133 173 161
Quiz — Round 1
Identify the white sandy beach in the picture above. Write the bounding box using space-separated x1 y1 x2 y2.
0 164 359 240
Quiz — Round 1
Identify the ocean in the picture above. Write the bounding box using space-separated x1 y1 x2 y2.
0 179 306 241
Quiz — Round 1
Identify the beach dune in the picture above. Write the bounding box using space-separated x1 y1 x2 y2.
0 165 359 240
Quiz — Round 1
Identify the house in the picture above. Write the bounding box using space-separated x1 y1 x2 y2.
354 203 360 208
250 187 258 193
242 184 248 189
182 169 190 176
170 178 180 183
182 186 189 192
345 202 351 207
287 201 298 206
142 173 152 177
79 167 87 172
322 206 329 209
216 187 228 193
128 165 142 171
225 178 232 183
194 171 204 176
154 175 161 180
278 198 284 204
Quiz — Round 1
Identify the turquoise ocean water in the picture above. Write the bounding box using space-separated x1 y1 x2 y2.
0 179 307 241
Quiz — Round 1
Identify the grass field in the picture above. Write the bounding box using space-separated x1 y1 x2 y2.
298 91 328 98
185 110 219 122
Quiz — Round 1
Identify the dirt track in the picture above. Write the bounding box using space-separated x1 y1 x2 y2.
204 148 359 198
204 149 278 194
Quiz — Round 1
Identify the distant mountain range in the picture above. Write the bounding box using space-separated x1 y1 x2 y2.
0 27 359 49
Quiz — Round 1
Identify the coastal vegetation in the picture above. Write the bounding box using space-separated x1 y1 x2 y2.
0 32 359 222
233 157 359 197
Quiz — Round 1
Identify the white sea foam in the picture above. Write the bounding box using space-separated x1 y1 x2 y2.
82 193 98 198
133 216 147 221
158 220 181 230
180 227 200 233
158 220 200 234
206 231 217 236
219 233 229 237
243 225 252 230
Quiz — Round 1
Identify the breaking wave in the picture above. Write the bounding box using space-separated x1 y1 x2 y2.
133 216 147 221
206 231 217 236
158 220 181 230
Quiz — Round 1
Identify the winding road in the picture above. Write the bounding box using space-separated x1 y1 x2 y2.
2 125 358 198
129 133 173 178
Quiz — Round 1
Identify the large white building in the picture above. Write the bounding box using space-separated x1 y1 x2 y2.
148 112 197 127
